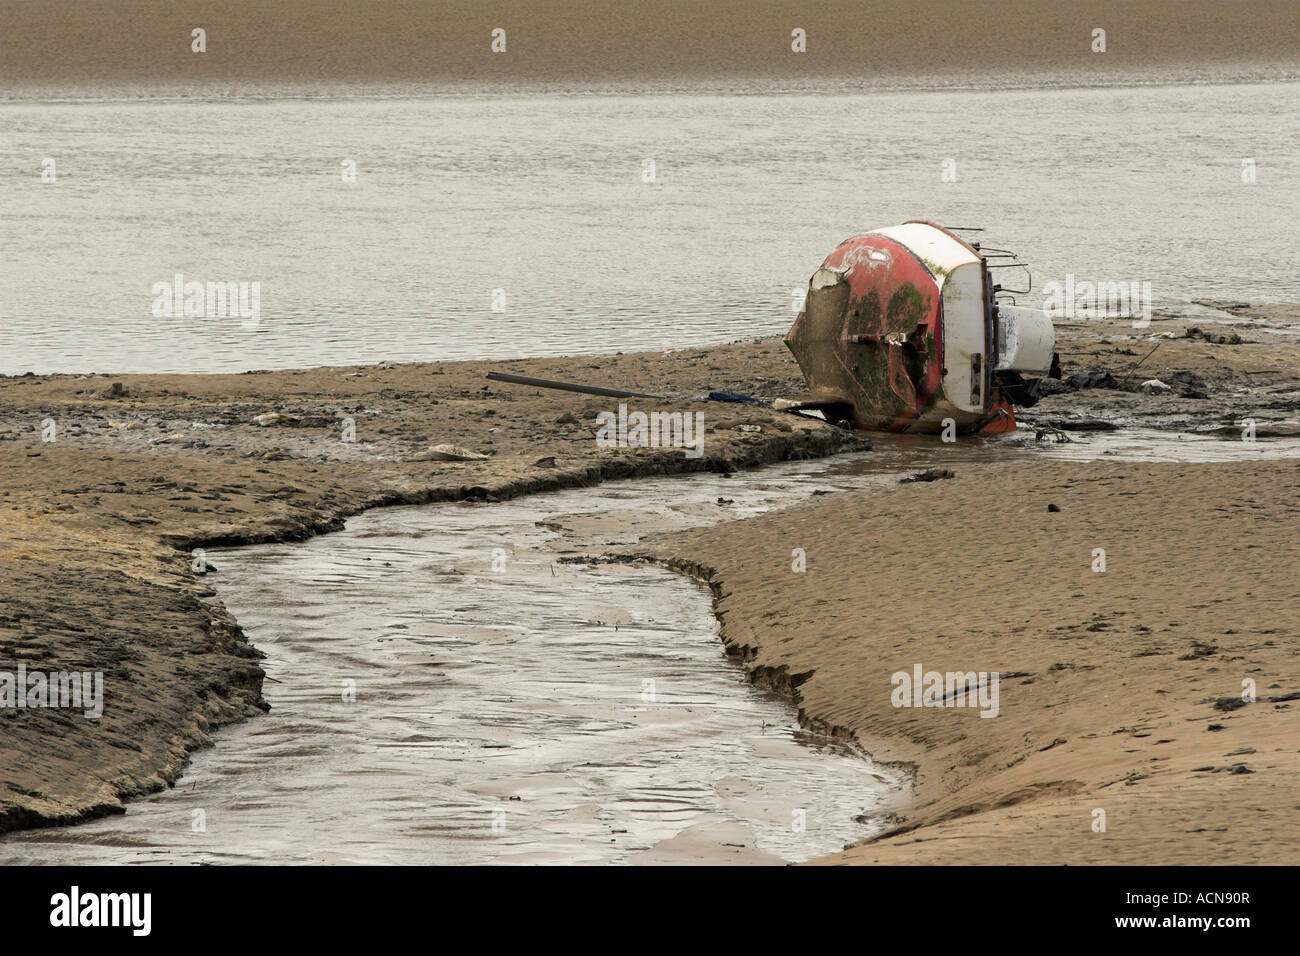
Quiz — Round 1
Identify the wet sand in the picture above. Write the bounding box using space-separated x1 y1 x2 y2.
4 1 1297 93
3 305 1300 863
636 457 1300 865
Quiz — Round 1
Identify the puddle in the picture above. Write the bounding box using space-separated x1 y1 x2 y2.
3 426 1294 865
827 426 1300 476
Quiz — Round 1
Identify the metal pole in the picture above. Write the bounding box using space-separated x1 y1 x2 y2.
1131 342 1162 371
485 371 665 400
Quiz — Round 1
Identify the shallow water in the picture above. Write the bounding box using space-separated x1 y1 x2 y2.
3 426 1294 866
4 463 909 866
3 80 1298 375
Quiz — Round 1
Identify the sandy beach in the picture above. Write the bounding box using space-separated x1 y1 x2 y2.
5 0 1297 92
3 304 1298 863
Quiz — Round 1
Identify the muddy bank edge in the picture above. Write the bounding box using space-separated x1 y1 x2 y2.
0 343 864 833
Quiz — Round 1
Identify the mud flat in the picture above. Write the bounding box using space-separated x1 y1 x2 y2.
3 307 1300 858
0 343 863 832
5 1 1296 91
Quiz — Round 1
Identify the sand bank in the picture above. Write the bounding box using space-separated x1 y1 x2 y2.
3 307 1298 856
4 1 1297 93
636 456 1299 865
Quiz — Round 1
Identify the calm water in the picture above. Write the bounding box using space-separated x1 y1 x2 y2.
3 80 1298 374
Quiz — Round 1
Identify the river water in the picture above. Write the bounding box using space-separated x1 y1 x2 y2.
3 429 1296 865
3 79 1298 375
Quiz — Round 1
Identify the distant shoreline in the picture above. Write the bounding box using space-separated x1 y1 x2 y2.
4 1 1298 90
7 70 1300 106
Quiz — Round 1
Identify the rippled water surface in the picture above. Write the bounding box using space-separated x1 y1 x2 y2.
4 462 908 865
3 81 1298 374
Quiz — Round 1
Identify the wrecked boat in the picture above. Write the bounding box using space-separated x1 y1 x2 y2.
782 221 1059 433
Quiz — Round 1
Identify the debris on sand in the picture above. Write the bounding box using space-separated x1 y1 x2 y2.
899 468 955 484
1064 370 1120 391
1043 419 1117 432
1184 327 1243 345
416 443 491 462
1054 368 1208 400
1034 425 1073 442
253 412 302 426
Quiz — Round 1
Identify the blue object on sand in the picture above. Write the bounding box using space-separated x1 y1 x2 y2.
706 391 769 406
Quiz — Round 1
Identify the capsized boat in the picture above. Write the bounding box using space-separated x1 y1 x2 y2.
781 221 1059 433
